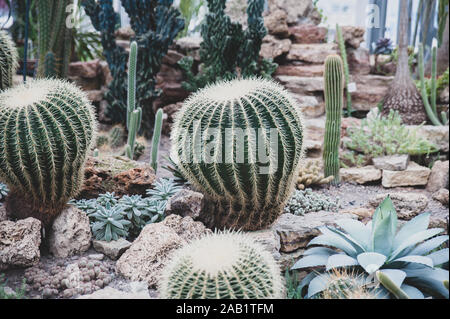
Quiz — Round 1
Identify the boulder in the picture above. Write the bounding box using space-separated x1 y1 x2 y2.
93 238 132 260
275 64 324 77
267 0 320 25
165 189 203 220
0 218 41 271
429 209 449 231
409 125 449 152
78 281 150 299
86 90 104 103
372 155 410 171
69 60 100 79
340 26 365 49
293 94 324 118
0 205 6 222
264 9 289 37
347 47 371 75
433 188 449 207
247 229 281 260
382 162 431 188
48 206 91 258
427 161 449 192
260 35 291 60
273 211 358 253
160 214 211 242
340 166 382 184
439 86 449 104
369 192 429 220
287 43 338 64
288 24 327 44
339 207 374 220
276 76 323 95
351 75 393 111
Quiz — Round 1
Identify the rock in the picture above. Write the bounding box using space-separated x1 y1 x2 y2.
339 207 374 220
93 238 132 260
0 218 41 271
372 155 410 171
382 162 431 188
433 189 449 206
369 192 429 220
116 215 209 287
429 210 449 231
287 43 338 64
165 189 204 220
247 229 281 260
427 161 449 192
69 60 100 79
88 253 104 261
351 75 393 111
408 125 449 152
114 26 135 40
68 75 101 91
0 205 7 222
264 9 289 37
78 282 150 299
48 206 91 258
86 90 104 103
273 211 358 253
175 36 202 54
439 86 449 104
293 94 324 118
267 0 320 25
288 24 327 44
275 64 324 77
260 35 291 60
99 60 113 86
340 26 365 49
161 102 183 135
79 155 156 199
347 47 371 75
340 166 382 184
276 76 323 95
162 50 185 66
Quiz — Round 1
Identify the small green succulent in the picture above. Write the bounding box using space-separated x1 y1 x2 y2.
292 196 449 299
0 183 8 201
284 189 339 216
90 204 131 242
96 192 119 207
146 178 181 201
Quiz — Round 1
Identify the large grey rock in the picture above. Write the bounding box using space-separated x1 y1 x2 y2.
260 35 291 60
427 160 449 192
340 26 365 49
273 211 357 253
0 205 6 222
287 43 338 64
433 189 449 207
408 125 449 152
369 192 429 220
276 76 324 95
268 0 320 25
293 94 324 118
93 238 132 260
382 162 431 188
48 206 92 258
247 229 281 260
264 9 289 36
340 166 382 184
78 281 150 299
373 155 409 171
0 218 41 270
165 189 204 220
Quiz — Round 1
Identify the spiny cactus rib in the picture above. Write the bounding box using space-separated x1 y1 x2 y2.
0 79 97 225
160 231 285 299
171 78 304 231
0 31 19 91
323 55 343 185
336 24 352 117
127 41 138 130
151 108 163 172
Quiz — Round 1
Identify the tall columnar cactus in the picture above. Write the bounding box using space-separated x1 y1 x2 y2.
37 0 74 78
0 31 19 91
160 232 285 299
336 24 352 117
0 79 97 225
323 55 344 185
171 78 304 230
82 0 184 133
150 108 164 172
418 42 449 126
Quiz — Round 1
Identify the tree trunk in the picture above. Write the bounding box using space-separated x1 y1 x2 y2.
382 0 427 125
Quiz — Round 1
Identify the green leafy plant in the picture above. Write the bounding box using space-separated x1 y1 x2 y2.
146 178 182 201
284 189 339 216
0 30 18 91
292 196 449 299
0 183 8 201
285 270 303 299
91 204 131 242
96 192 119 208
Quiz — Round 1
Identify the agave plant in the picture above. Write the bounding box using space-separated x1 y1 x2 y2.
90 204 131 242
0 183 8 201
292 196 449 299
146 178 181 201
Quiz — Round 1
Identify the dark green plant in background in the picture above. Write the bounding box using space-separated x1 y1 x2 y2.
82 0 184 134
0 30 18 91
9 0 39 60
178 0 277 92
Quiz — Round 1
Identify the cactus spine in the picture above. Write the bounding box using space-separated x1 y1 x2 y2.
0 31 19 91
323 55 343 185
418 42 448 126
0 79 97 225
322 269 377 299
151 108 163 172
160 232 285 299
336 24 352 117
171 78 304 231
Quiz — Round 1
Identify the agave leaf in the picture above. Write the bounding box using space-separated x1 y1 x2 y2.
377 269 407 288
326 254 358 271
376 270 409 299
389 228 445 261
335 219 370 250
404 268 449 299
426 248 449 266
410 235 449 256
307 274 329 298
303 247 337 256
297 271 318 295
400 284 425 299
357 252 387 274
291 254 329 270
394 213 430 249
372 196 397 237
371 211 395 255
392 255 434 268
308 233 358 257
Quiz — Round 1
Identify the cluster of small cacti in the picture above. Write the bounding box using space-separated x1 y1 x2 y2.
0 30 19 91
171 78 304 231
296 159 334 190
160 232 285 299
283 188 339 216
335 24 352 116
321 269 377 299
0 79 97 226
323 55 344 185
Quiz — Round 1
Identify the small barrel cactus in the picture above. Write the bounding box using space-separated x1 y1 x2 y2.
323 55 344 185
0 79 97 225
160 231 284 299
0 30 19 91
171 78 304 230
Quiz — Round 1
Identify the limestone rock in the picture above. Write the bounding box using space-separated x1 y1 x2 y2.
429 209 449 231
276 76 324 95
260 35 291 59
382 162 431 188
433 189 449 207
160 214 211 242
78 281 150 299
93 238 132 260
340 26 365 49
427 161 449 192
340 166 382 184
247 229 281 260
264 9 289 37
293 94 324 118
267 0 320 25
48 206 91 258
0 218 41 271
347 47 371 75
369 192 429 220
0 205 6 222
287 43 338 64
339 207 374 220
289 24 327 43
165 189 204 220
275 64 324 77
439 86 449 104
69 59 100 79
351 75 393 111
372 155 410 171
409 125 449 152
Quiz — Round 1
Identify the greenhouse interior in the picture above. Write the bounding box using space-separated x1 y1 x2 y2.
0 0 449 303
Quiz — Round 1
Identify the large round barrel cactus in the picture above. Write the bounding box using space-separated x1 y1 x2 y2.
171 78 304 230
323 55 343 185
0 30 19 91
0 79 97 225
160 232 284 299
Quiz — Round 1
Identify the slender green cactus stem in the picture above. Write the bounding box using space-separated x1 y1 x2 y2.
418 43 444 126
376 271 410 299
126 109 140 160
323 55 343 185
151 108 164 172
430 42 437 117
127 41 138 130
336 24 352 117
